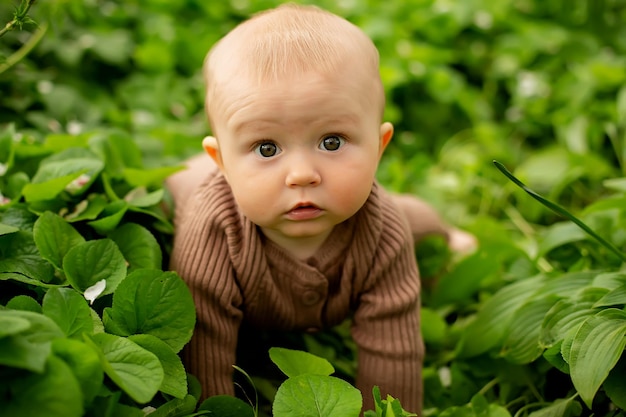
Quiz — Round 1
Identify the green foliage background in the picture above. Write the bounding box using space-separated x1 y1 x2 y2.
2 0 626 416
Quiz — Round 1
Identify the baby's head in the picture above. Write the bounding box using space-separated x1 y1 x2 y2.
201 4 394 258
204 3 385 131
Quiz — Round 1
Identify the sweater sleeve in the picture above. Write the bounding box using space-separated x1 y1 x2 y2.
351 230 423 415
169 186 244 400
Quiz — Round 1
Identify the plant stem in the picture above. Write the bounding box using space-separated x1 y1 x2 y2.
0 0 37 38
477 377 499 396
0 21 46 75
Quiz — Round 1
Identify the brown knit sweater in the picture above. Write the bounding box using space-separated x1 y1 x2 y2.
169 164 425 414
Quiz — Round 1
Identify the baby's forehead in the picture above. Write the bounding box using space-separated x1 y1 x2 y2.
207 6 380 82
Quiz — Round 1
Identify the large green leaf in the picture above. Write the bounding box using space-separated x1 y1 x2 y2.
569 308 626 408
51 338 103 405
88 332 163 404
108 223 162 271
501 296 558 364
0 355 84 417
63 239 127 296
539 300 597 348
0 310 64 372
273 374 362 417
33 211 86 270
22 171 85 202
128 334 187 399
458 275 545 358
42 287 94 338
0 230 56 284
102 269 195 352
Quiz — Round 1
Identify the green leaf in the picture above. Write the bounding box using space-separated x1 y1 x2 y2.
458 275 545 358
543 342 569 374
594 284 626 307
273 374 362 417
0 314 30 338
0 230 56 283
501 296 558 364
537 222 587 258
108 223 162 271
63 239 127 296
123 166 183 188
33 211 86 270
42 287 94 338
148 395 198 417
51 338 103 405
527 395 582 417
0 223 19 235
64 194 108 222
87 200 128 234
22 171 83 202
102 269 195 352
89 131 143 178
124 187 164 208
128 334 187 399
5 295 42 313
88 332 164 404
198 395 255 417
431 249 499 306
0 310 64 372
421 307 447 345
569 308 626 408
0 355 84 417
539 300 596 348
270 347 335 378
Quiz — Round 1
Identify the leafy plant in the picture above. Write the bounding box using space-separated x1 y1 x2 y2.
0 124 201 416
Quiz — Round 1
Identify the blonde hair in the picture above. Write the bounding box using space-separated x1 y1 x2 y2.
204 4 384 125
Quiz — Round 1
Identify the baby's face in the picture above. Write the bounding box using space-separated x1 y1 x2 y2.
210 66 389 251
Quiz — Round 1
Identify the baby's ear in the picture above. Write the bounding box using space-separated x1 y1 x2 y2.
202 136 224 170
379 122 393 157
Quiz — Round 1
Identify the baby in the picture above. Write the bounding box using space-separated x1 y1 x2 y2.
168 4 474 413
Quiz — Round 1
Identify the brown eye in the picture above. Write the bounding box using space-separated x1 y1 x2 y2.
255 142 280 157
320 136 344 151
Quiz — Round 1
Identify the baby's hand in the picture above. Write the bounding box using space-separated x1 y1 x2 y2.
447 228 478 254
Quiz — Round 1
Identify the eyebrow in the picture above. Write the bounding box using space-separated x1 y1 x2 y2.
231 113 361 135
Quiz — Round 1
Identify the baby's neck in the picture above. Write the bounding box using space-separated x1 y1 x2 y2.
260 228 333 260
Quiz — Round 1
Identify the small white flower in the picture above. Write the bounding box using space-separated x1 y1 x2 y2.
84 279 106 305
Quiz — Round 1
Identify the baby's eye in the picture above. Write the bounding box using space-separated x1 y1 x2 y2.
319 135 345 151
254 141 281 158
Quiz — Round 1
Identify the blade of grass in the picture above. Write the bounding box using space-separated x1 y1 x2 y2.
493 160 626 263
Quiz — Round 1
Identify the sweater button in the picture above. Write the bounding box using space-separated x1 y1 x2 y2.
301 290 321 306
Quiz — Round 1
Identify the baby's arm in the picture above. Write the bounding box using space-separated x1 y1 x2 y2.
390 193 477 253
169 184 243 400
351 239 423 414
165 153 218 219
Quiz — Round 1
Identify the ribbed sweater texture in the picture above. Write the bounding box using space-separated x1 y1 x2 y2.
170 169 423 413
